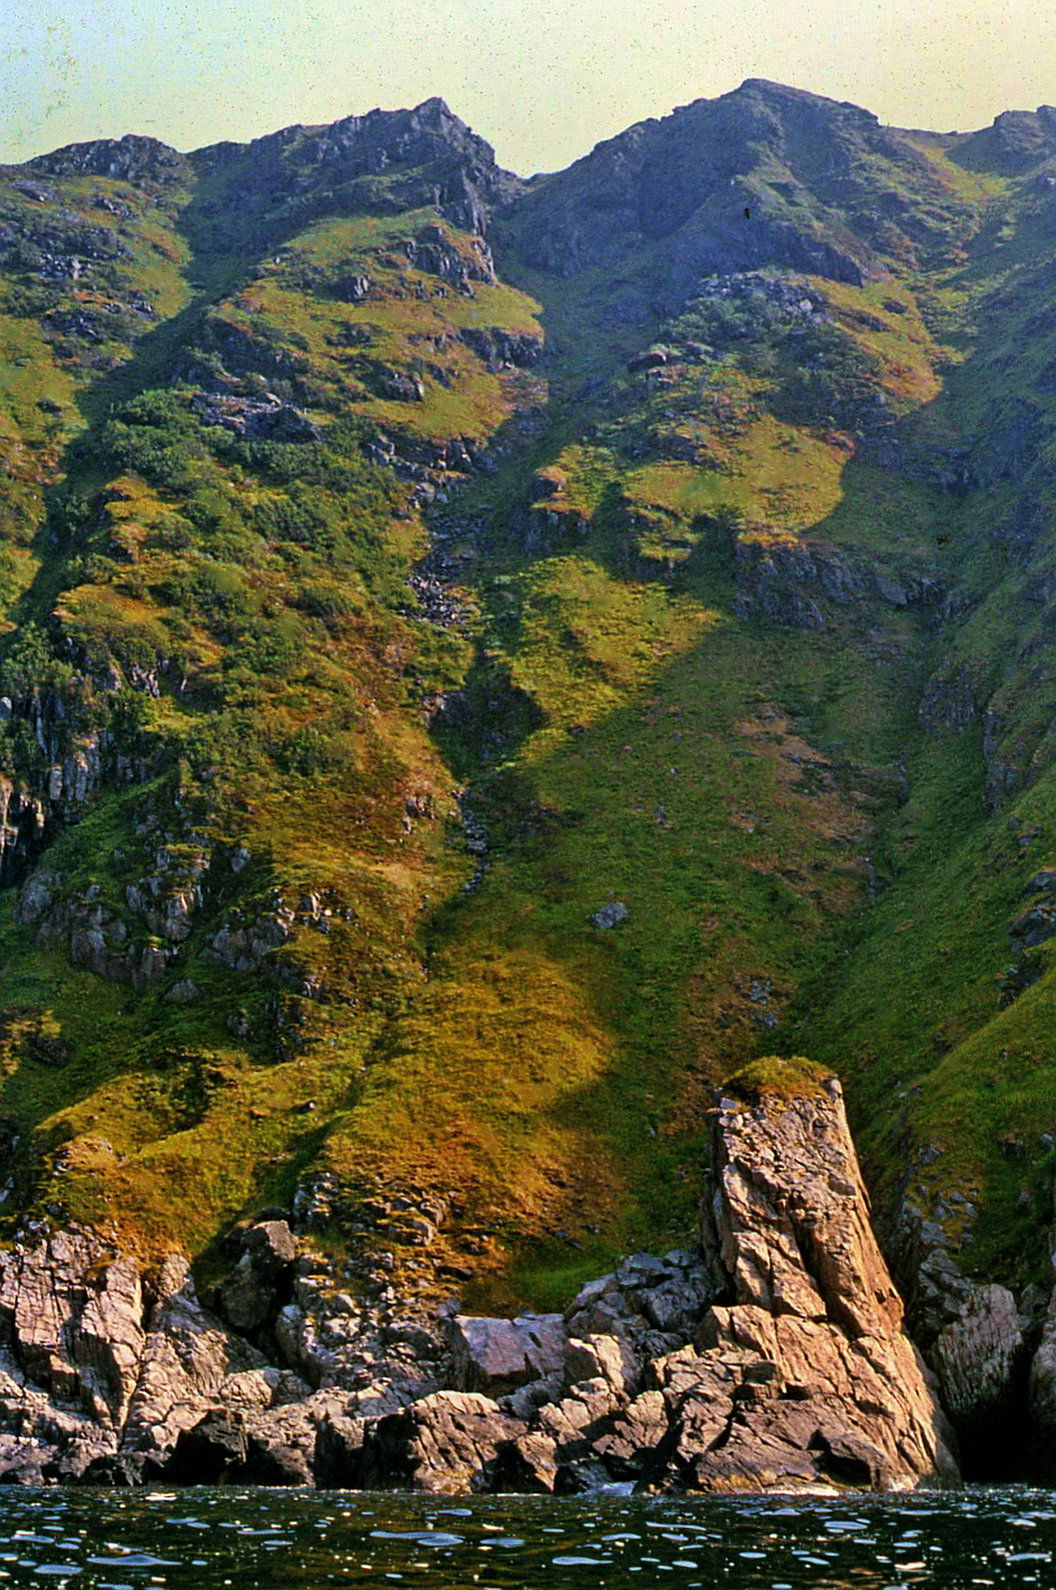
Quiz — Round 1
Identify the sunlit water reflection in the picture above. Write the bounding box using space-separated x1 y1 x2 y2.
0 1486 1051 1588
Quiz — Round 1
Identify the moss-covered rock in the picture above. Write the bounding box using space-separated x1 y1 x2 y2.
721 1054 833 1106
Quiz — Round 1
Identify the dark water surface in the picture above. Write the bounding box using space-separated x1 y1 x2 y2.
0 1487 1052 1588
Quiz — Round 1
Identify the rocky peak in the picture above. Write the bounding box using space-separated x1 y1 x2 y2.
28 134 189 185
730 76 882 128
496 77 962 294
190 98 520 239
241 97 501 175
954 105 1056 172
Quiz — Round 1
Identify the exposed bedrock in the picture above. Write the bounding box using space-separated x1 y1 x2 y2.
0 1072 959 1491
886 1188 1051 1478
686 1074 958 1492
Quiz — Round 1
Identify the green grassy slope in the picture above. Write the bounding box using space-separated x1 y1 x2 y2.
1 83 1056 1317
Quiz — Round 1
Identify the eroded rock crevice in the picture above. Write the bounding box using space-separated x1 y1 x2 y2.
886 1163 1056 1481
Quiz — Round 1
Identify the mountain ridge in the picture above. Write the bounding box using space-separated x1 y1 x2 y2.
16 78 1056 179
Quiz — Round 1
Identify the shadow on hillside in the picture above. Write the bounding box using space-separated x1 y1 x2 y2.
391 311 1026 1282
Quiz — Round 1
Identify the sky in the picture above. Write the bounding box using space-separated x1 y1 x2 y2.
3 0 1056 176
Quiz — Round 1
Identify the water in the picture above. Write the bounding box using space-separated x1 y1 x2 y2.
0 1487 1050 1588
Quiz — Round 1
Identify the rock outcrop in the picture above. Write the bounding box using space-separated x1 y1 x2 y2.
0 1228 281 1482
1029 1302 1056 1441
681 1072 958 1490
886 1178 1044 1474
733 534 943 632
930 1285 1027 1444
0 1067 959 1492
496 78 979 306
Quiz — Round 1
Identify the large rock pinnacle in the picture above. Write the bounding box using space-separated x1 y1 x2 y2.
684 1065 959 1490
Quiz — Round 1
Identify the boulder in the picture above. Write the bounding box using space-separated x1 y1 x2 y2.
367 1390 525 1493
168 1411 248 1483
459 327 543 370
492 1429 559 1492
534 1378 623 1464
590 1389 669 1478
314 1412 368 1487
564 1248 719 1348
73 1451 150 1487
0 1445 51 1486
502 1371 564 1421
242 1430 313 1486
218 1220 296 1332
240 1397 329 1486
448 1313 565 1394
589 901 628 929
563 1333 638 1394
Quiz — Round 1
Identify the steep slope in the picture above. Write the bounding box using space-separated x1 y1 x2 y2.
0 105 544 1275
3 85 1056 1462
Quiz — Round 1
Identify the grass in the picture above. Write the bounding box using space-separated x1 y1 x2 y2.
3 97 1056 1322
722 1055 833 1105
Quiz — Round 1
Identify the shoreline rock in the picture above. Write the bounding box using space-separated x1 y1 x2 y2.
0 1072 960 1492
690 1074 958 1491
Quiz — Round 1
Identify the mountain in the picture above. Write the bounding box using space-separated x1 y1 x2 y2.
2 78 1056 1481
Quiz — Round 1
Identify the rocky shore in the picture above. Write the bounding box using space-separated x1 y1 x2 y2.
0 1069 974 1493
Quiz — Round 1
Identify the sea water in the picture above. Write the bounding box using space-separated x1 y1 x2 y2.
0 1486 1051 1588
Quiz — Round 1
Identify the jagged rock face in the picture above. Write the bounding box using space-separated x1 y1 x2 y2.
0 1083 958 1492
733 536 943 633
189 98 521 245
0 1229 280 1480
418 1077 957 1496
1029 1296 1056 1447
498 78 970 298
955 106 1056 174
30 134 190 185
685 1077 959 1490
884 1184 1048 1474
931 1285 1027 1441
0 776 46 885
710 1077 904 1336
28 101 520 240
0 1220 444 1485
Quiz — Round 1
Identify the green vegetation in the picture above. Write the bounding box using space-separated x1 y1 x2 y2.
1 83 1056 1319
723 1054 833 1105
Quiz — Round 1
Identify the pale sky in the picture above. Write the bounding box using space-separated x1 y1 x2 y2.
2 0 1056 176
